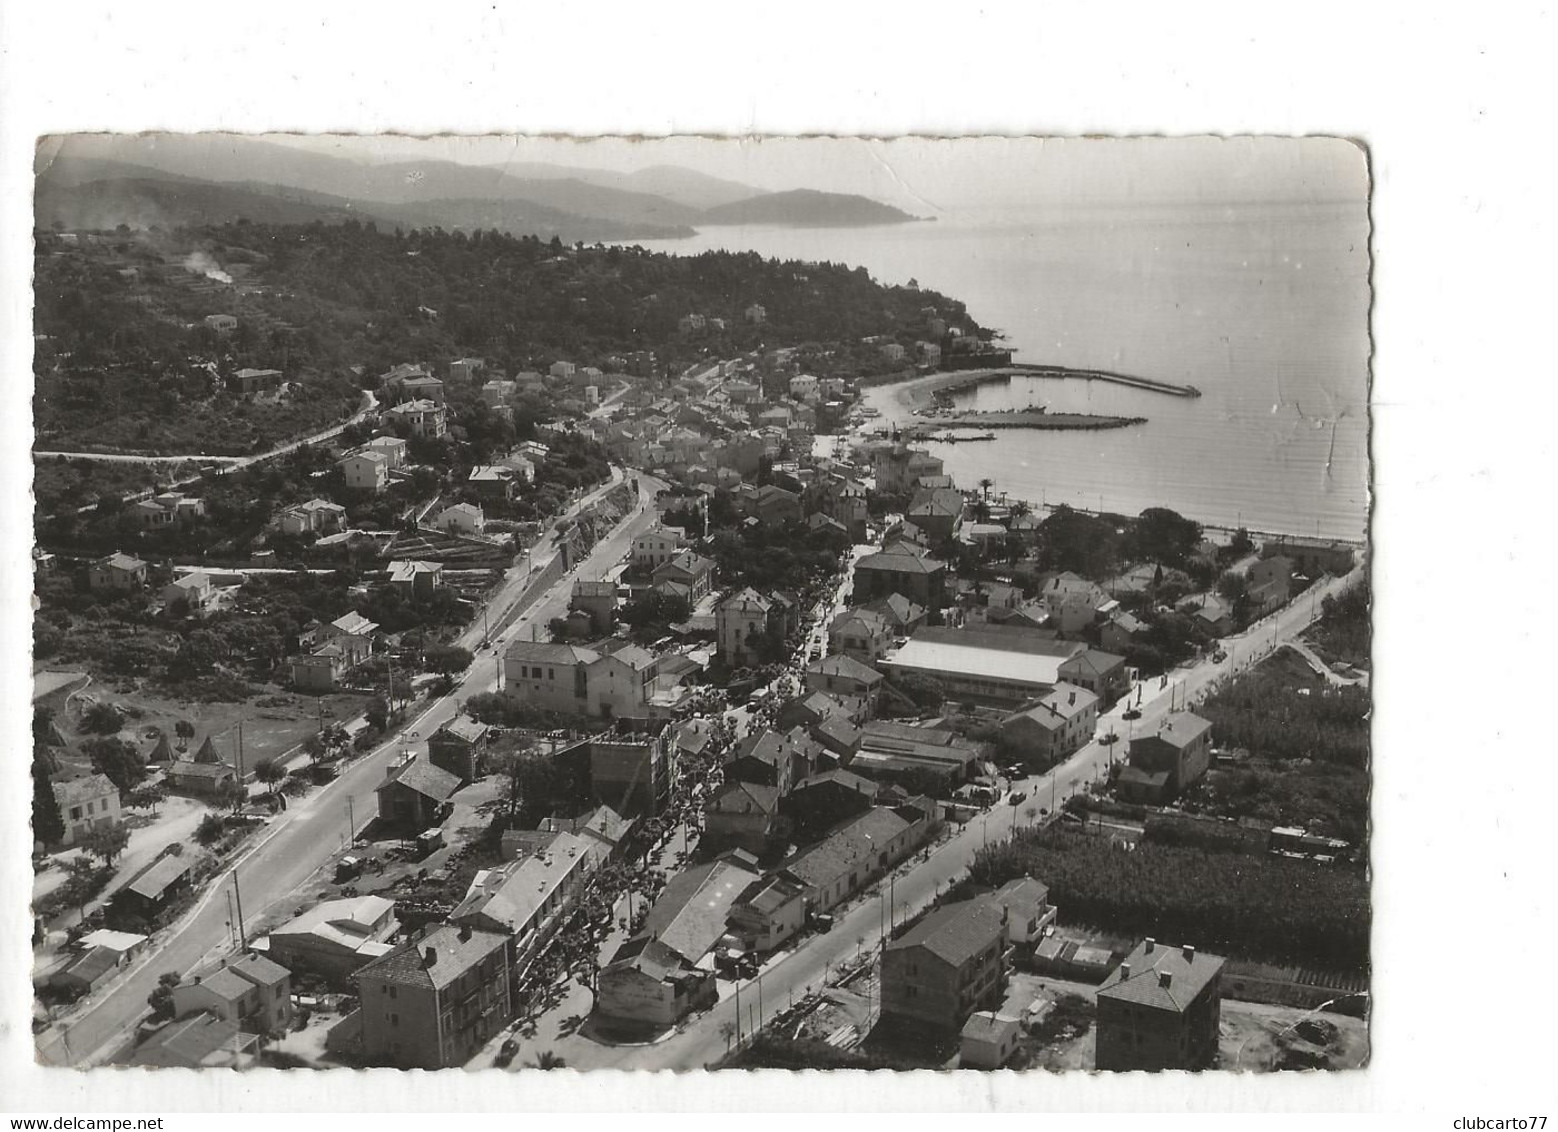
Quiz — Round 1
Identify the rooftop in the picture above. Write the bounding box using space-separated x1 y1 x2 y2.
127 1012 246 1069
857 549 947 576
807 653 885 684
782 807 915 891
53 773 118 808
451 832 594 936
122 854 193 901
1139 710 1214 750
887 897 1006 967
356 923 509 991
505 639 602 666
330 611 379 637
1005 683 1099 730
382 757 462 803
270 895 396 952
883 628 1084 689
1097 938 1226 1012
642 856 761 964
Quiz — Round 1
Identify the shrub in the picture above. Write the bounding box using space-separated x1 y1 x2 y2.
971 825 1370 970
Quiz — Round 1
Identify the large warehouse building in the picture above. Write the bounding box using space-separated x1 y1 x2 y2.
877 625 1087 707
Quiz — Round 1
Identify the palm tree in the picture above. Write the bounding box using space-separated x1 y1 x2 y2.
978 477 995 501
528 1050 567 1070
1009 499 1031 522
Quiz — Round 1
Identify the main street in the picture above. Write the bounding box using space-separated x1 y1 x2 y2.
590 562 1366 1069
35 469 665 1068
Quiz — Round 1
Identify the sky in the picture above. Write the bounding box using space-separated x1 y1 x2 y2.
268 134 1369 216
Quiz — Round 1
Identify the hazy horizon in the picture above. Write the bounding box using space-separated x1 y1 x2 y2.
55 133 1369 219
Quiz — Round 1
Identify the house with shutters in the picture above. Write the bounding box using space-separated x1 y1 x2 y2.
716 588 772 668
853 547 948 608
171 953 293 1037
780 805 932 915
426 718 491 785
338 450 390 493
703 780 782 855
727 872 807 953
1095 938 1226 1071
318 611 378 667
52 773 122 847
632 526 687 570
570 579 618 634
651 551 714 601
1118 712 1214 804
828 607 895 664
384 399 447 439
279 498 348 536
354 923 513 1069
433 502 485 536
998 683 1099 766
87 551 149 592
880 896 1010 1036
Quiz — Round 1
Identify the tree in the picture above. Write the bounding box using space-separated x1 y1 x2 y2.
622 591 691 629
528 1050 567 1070
32 753 65 847
84 736 147 791
174 720 196 742
82 824 131 867
255 760 287 785
1217 570 1249 602
365 696 389 731
1132 507 1203 568
978 477 995 501
422 644 475 676
195 812 227 845
214 778 247 813
147 972 182 1021
82 701 124 735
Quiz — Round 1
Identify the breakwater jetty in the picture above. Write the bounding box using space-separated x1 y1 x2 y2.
890 364 1201 402
929 410 1146 431
1013 363 1202 398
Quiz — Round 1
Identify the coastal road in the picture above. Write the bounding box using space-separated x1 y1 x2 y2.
35 469 663 1068
591 564 1365 1068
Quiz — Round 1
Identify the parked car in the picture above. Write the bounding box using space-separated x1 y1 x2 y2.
1008 791 1028 807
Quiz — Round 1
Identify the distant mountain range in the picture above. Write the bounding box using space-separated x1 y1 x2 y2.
35 135 922 241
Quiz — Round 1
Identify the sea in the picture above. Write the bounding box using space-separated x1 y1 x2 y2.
640 199 1372 541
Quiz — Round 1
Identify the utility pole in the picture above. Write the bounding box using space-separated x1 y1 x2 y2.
236 717 245 784
347 794 357 841
232 869 248 949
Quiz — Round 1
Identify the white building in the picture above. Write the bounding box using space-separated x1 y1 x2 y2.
338 450 389 493
434 502 485 536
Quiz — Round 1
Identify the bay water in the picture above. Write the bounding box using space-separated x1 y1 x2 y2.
641 199 1371 540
